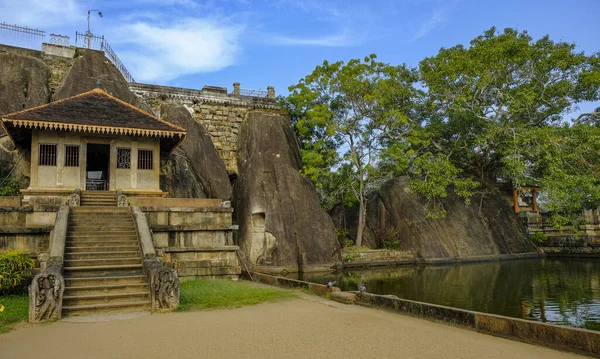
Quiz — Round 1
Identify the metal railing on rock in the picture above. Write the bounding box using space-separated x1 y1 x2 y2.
76 31 135 83
0 22 45 50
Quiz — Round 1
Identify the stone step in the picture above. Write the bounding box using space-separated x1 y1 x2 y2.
69 225 135 231
66 245 141 253
63 264 144 276
64 283 149 296
65 251 141 260
66 242 139 249
71 207 129 213
62 300 151 317
80 196 117 200
66 238 138 245
67 232 137 239
69 217 133 222
65 274 148 287
63 291 149 306
65 257 142 267
80 203 117 207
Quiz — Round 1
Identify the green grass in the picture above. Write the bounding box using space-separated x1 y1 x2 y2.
176 279 297 312
0 295 28 333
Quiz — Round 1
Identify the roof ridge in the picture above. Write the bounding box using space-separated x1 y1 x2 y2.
93 89 187 133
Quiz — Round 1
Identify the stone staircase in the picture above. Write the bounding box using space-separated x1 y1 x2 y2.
80 190 118 207
62 203 151 317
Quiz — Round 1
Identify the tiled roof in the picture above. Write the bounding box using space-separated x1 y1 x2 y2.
2 88 185 137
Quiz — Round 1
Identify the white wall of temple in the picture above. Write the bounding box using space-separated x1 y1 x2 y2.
31 130 161 191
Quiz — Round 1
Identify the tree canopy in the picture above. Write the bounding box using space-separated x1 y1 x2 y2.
283 27 600 242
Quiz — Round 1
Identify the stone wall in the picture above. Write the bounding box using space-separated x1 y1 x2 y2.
0 206 57 263
526 210 600 255
141 206 241 279
129 83 284 175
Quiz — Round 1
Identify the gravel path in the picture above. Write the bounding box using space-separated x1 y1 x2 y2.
0 295 585 358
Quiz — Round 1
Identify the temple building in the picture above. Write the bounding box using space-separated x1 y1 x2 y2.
0 88 186 198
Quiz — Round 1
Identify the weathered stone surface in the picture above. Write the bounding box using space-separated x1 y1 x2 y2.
53 49 140 105
159 104 232 199
29 265 65 323
150 267 180 311
233 111 341 271
0 136 31 189
0 51 51 116
342 177 538 258
331 292 357 304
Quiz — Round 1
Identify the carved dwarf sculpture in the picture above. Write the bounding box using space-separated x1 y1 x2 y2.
67 193 80 206
116 189 128 207
150 268 180 310
117 194 128 207
29 268 64 323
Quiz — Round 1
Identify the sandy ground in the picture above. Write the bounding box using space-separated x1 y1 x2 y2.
0 295 586 359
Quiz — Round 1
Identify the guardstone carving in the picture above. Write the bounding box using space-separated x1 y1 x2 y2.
67 192 80 206
150 268 180 310
29 268 65 323
116 189 129 207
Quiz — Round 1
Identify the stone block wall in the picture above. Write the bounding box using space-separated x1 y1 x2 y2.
0 206 56 264
129 82 285 175
141 206 241 279
193 103 248 174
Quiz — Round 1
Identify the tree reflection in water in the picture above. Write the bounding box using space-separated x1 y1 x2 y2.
299 258 600 331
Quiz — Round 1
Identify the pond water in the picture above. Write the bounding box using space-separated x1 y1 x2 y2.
299 258 600 331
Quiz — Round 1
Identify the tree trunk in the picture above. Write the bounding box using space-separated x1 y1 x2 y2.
355 182 366 247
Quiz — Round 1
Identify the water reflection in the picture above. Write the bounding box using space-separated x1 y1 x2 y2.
299 258 600 331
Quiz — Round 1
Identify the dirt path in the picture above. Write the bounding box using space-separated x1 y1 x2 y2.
0 295 585 359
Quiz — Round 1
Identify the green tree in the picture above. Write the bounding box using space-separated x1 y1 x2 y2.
419 27 600 217
285 55 422 246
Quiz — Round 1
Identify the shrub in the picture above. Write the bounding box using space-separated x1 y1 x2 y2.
375 227 401 249
530 232 548 244
0 250 35 295
0 177 20 196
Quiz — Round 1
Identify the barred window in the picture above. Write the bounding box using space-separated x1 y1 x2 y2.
138 149 153 170
65 145 80 167
39 144 57 166
117 148 131 169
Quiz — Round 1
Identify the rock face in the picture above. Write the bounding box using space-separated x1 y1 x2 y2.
53 49 140 106
233 111 341 272
0 136 31 188
351 177 538 258
0 51 51 116
0 51 48 186
159 104 232 199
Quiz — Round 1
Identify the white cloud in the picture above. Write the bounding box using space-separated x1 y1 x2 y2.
412 7 446 41
0 0 83 28
113 18 243 83
270 33 361 47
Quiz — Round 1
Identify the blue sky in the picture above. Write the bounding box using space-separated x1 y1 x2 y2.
1 0 599 111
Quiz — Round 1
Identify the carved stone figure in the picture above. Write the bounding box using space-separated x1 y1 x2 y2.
117 194 128 207
29 268 64 323
150 268 180 310
67 193 80 206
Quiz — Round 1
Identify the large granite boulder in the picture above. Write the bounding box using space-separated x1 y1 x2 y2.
233 111 341 272
159 104 232 199
351 177 538 258
0 136 31 189
0 51 48 184
0 51 51 116
53 49 142 107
